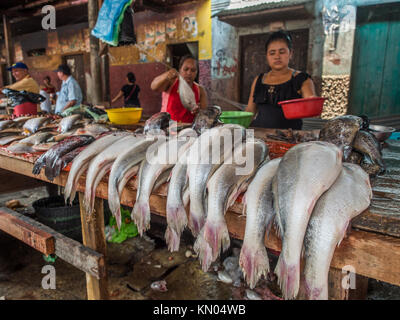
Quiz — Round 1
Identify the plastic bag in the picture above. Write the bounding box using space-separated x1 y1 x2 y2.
119 7 136 45
107 207 138 243
2 88 46 107
91 0 132 46
178 75 197 112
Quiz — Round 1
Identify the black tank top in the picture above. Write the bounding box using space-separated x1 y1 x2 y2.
250 71 311 129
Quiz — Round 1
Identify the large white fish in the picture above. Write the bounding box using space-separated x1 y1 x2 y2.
84 134 139 214
164 136 197 252
22 117 50 135
107 136 160 229
132 129 197 236
64 132 129 204
272 141 343 300
194 139 268 272
239 158 281 289
186 124 245 236
58 114 82 133
299 163 372 300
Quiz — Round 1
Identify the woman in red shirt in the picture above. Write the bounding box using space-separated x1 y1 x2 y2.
151 55 208 123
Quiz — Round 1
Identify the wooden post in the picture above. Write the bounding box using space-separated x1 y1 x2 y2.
79 193 109 300
2 14 13 85
328 267 369 300
88 0 103 105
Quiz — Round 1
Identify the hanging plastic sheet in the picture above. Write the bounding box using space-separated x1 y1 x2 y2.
119 6 137 45
91 0 133 46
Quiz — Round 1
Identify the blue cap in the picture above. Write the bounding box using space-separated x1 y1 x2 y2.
8 62 28 71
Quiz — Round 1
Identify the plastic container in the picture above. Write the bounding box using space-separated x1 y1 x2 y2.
389 132 400 140
219 111 254 128
32 196 82 241
278 97 326 119
106 107 142 125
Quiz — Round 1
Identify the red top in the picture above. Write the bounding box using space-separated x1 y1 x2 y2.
43 86 56 94
165 79 200 123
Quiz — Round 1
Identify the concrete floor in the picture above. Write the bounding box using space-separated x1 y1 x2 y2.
0 186 399 300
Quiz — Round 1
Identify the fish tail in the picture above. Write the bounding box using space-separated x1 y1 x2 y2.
188 208 205 237
300 278 327 300
203 219 230 262
132 200 150 236
166 205 188 236
193 232 213 272
165 227 180 252
239 243 270 289
274 256 300 300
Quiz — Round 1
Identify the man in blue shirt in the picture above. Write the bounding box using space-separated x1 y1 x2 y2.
55 64 83 114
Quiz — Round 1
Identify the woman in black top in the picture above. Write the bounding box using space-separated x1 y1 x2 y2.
245 31 316 129
111 72 141 107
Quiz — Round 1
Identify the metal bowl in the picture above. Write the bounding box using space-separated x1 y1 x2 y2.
369 124 396 142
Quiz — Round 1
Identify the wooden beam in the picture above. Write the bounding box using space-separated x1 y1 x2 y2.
2 14 13 85
79 193 109 300
0 207 55 255
0 206 105 279
88 0 102 105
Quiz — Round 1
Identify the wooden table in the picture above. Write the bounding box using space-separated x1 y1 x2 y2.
0 128 399 300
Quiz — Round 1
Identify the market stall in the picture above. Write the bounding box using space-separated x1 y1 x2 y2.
0 120 399 300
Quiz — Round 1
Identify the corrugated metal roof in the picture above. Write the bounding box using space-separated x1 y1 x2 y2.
217 0 313 17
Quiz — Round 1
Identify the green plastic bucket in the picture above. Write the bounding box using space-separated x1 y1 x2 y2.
219 111 254 128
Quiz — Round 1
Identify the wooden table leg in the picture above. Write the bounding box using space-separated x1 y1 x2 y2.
79 193 109 300
328 267 369 300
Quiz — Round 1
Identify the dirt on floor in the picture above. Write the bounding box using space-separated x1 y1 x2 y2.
0 186 399 300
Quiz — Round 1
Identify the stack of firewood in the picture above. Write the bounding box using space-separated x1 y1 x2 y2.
320 75 350 119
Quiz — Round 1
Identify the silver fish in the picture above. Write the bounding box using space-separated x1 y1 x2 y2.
0 135 24 146
74 123 110 137
272 141 343 300
19 132 54 145
58 114 82 133
0 120 14 131
13 116 33 127
194 139 268 272
300 163 372 300
64 132 129 204
6 142 35 154
22 117 50 135
84 134 138 214
186 124 246 236
107 136 158 229
132 129 197 236
239 158 281 289
165 137 197 252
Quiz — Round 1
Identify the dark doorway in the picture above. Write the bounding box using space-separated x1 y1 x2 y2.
62 54 86 100
239 29 309 104
166 42 199 82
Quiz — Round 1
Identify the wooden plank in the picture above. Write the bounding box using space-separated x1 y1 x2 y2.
0 207 55 255
79 193 109 300
0 206 105 279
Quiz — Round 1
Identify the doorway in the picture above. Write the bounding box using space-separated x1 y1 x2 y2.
239 29 309 104
166 42 199 82
348 3 400 117
62 54 86 100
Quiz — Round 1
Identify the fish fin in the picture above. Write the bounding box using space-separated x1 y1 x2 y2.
165 227 181 252
337 220 351 247
274 256 300 300
132 200 151 236
193 231 213 272
239 242 270 289
273 214 283 239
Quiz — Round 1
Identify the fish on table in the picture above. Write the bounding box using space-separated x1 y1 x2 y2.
0 135 25 146
64 132 130 204
194 138 268 272
239 157 281 289
299 163 372 300
32 134 95 180
165 136 198 252
191 106 222 135
22 117 51 135
143 112 171 135
58 114 82 133
108 135 166 230
186 124 246 237
132 128 198 236
83 134 139 214
0 120 15 131
272 141 343 300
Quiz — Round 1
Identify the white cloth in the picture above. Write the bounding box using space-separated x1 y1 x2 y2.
39 90 51 113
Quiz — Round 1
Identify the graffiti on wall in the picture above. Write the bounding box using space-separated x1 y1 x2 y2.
181 12 197 39
155 24 166 45
212 48 238 79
